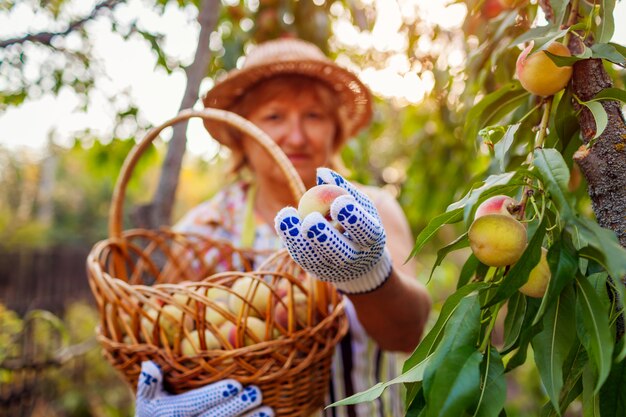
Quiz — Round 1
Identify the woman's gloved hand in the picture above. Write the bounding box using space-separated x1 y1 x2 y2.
135 361 274 417
275 168 392 294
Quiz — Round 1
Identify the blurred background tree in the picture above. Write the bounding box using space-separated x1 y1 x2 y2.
0 0 624 415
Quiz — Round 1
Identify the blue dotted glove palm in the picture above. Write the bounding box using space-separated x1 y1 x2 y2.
274 168 392 294
135 361 274 417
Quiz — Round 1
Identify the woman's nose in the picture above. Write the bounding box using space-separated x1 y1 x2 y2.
284 118 307 145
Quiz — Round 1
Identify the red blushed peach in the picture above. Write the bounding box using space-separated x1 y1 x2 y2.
275 292 312 331
475 195 518 219
516 42 573 96
482 0 504 18
298 184 349 231
468 214 528 267
519 247 551 298
226 317 271 348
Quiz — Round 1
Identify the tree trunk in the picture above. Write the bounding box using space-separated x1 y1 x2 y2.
569 40 626 249
131 0 220 229
568 36 626 340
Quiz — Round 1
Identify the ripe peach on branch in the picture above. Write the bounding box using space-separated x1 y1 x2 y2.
516 42 573 96
468 195 527 267
519 247 551 298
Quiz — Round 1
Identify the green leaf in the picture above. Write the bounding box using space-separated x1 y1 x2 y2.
472 346 506 417
591 87 626 103
406 387 426 417
403 284 490 372
581 101 609 139
533 148 575 218
485 216 547 307
511 26 567 48
596 0 616 44
540 342 588 417
419 295 482 416
531 285 577 411
447 171 529 213
591 43 626 65
534 235 579 325
583 364 601 416
408 208 464 260
545 49 591 67
608 42 626 60
458 254 481 289
549 0 570 26
570 217 626 283
423 347 483 417
494 124 520 172
505 298 543 371
430 233 469 281
464 84 529 144
554 89 579 149
599 357 626 416
575 275 614 393
328 354 433 407
447 171 529 226
503 292 527 352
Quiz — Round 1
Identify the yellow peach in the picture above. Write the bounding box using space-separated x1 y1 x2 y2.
181 329 221 356
519 247 551 298
468 214 528 267
228 277 271 318
516 42 573 96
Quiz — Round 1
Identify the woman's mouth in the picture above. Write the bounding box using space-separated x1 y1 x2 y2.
287 154 310 163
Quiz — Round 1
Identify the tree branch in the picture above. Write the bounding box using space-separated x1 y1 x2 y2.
131 0 220 229
0 0 125 49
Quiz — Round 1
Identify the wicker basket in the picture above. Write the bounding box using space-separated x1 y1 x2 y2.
87 108 349 416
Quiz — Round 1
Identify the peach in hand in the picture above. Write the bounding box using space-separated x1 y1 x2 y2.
468 214 527 267
516 42 573 96
298 184 349 231
519 247 551 298
475 195 519 219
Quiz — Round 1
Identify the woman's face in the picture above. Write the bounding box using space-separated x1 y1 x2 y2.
243 85 337 188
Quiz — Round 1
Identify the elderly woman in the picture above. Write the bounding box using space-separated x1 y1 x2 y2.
134 38 431 417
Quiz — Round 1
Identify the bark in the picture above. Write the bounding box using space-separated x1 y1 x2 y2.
568 36 626 339
0 0 124 48
131 0 220 229
569 45 626 249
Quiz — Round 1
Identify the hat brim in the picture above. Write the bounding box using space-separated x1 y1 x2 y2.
202 59 372 150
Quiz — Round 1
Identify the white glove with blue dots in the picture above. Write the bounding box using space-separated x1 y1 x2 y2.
274 168 392 294
135 361 274 417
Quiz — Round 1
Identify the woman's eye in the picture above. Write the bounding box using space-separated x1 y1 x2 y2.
263 113 281 121
307 112 325 119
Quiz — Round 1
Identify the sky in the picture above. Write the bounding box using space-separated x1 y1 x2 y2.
0 0 625 159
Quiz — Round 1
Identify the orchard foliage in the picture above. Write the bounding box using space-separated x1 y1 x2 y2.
333 0 626 416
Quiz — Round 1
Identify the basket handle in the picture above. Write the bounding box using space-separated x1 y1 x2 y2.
109 108 306 239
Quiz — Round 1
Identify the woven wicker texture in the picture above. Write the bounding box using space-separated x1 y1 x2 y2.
87 109 349 416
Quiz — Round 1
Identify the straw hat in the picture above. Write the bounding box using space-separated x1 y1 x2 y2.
202 38 372 149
